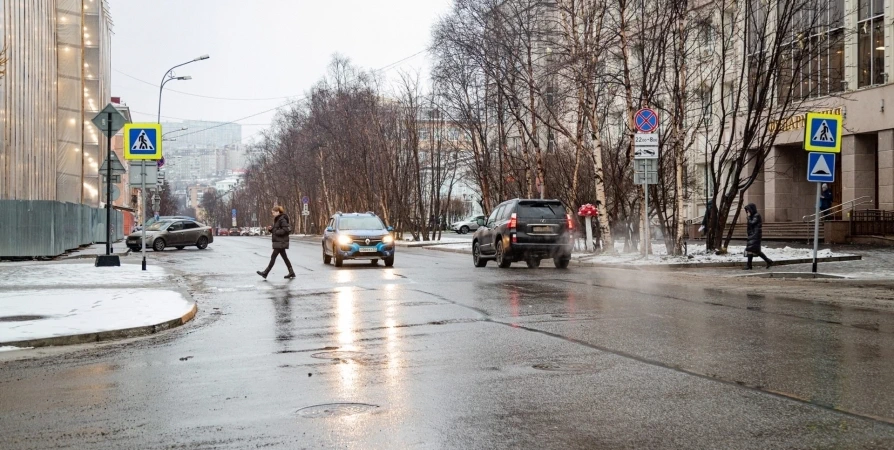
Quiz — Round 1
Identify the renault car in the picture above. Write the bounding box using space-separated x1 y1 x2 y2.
322 212 395 267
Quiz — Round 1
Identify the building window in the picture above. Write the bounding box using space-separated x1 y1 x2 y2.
777 0 845 99
858 0 885 87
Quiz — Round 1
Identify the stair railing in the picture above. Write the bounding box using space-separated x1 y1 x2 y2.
802 196 873 222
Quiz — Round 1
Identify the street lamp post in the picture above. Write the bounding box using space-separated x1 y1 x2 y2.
140 55 209 271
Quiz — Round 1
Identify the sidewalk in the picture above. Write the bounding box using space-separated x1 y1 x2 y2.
421 239 879 276
0 261 196 351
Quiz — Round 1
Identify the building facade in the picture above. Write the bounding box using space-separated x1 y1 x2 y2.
0 0 113 205
696 0 893 222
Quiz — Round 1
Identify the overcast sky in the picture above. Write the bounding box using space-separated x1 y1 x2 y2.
110 0 452 143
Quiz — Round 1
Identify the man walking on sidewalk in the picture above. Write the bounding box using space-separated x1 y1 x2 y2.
743 203 773 270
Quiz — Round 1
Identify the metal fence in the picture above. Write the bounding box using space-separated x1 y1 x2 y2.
0 200 124 258
850 210 894 236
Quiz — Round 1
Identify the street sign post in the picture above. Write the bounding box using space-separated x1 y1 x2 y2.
302 196 310 205
92 104 127 267
123 123 162 271
634 108 659 133
633 109 660 256
804 111 842 273
804 112 842 153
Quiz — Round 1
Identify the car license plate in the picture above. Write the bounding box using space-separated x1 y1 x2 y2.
359 247 377 253
532 226 552 233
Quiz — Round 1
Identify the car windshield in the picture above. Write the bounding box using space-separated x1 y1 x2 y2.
339 216 385 230
146 221 170 231
517 201 566 219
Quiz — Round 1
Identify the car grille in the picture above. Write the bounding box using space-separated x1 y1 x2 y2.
351 238 382 245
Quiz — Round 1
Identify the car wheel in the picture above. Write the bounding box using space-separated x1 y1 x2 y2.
553 256 570 269
152 239 166 252
323 247 331 265
384 256 394 267
495 240 511 268
460 225 469 234
473 241 487 267
526 258 541 269
196 236 209 250
176 246 185 250
370 259 379 266
334 245 343 267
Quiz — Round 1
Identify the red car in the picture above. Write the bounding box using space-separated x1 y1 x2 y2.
218 228 230 236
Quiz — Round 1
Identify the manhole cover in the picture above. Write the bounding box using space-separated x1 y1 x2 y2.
0 315 49 322
311 351 365 360
532 363 596 373
296 403 379 418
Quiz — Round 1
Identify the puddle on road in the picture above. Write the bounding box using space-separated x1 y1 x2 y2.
296 403 379 418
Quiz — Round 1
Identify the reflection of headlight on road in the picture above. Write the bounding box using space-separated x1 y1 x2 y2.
337 235 353 246
382 235 394 244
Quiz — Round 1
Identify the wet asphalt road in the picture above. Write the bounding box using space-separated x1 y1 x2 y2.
1 237 894 449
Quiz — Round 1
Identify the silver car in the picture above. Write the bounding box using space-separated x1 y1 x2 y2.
126 219 214 252
450 215 486 234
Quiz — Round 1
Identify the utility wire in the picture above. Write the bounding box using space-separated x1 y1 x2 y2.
162 49 431 141
114 69 299 101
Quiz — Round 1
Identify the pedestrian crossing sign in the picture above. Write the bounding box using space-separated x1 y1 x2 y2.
807 152 835 183
123 123 163 160
804 112 841 153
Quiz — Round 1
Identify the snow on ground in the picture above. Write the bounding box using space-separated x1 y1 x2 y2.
0 263 167 288
0 288 193 343
574 243 842 265
428 240 852 266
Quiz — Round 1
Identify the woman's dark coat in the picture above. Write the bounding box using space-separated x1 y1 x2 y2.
271 213 292 249
744 204 762 253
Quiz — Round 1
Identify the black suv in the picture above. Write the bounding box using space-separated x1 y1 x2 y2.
322 212 395 267
472 199 574 269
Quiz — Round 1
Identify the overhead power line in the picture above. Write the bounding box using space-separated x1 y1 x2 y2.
114 69 299 101
155 49 431 141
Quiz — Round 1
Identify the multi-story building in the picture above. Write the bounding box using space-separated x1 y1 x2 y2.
161 120 241 150
0 0 113 205
686 0 893 223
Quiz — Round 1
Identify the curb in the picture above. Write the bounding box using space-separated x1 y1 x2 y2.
57 248 131 261
0 303 198 349
420 245 863 270
737 272 848 279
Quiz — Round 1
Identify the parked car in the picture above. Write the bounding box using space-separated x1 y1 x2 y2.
322 212 395 267
127 219 213 252
249 227 261 236
229 228 241 236
472 199 573 269
450 215 486 234
133 215 195 232
218 227 230 236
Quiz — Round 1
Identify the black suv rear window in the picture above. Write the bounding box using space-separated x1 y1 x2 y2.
517 202 565 219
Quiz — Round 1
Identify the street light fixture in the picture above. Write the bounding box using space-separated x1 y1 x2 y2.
157 55 209 123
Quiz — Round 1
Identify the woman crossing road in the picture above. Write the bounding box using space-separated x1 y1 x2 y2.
257 206 296 279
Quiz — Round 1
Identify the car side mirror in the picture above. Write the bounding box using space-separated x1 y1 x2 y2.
387 226 394 232
325 227 334 233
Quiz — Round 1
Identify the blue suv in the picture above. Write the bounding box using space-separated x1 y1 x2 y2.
322 212 395 267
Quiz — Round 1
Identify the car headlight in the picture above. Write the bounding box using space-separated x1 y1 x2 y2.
337 234 353 246
382 235 394 244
